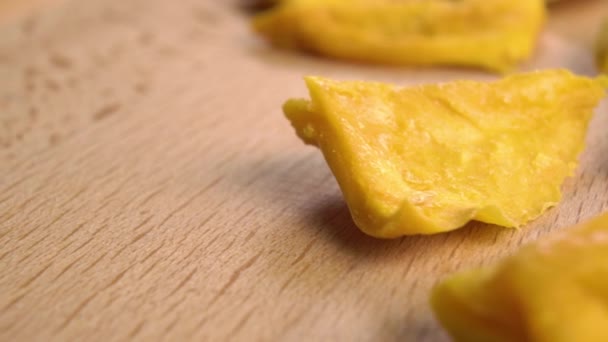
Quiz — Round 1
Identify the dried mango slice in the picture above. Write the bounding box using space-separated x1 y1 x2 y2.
431 212 608 342
597 19 608 73
285 70 606 237
253 0 546 72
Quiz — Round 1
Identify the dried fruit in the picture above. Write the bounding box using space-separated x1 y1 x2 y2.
284 70 606 237
431 212 608 342
253 0 546 72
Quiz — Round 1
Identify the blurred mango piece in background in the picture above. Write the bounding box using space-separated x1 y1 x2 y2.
284 70 606 238
253 0 546 72
432 212 608 342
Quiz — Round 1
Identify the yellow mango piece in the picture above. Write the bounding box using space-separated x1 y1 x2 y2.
431 212 608 342
597 19 608 73
253 0 546 72
284 70 606 237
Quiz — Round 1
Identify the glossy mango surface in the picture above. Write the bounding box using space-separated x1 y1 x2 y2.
432 212 608 342
253 0 546 72
284 70 605 237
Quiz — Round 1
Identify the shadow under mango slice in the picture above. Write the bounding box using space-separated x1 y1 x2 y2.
431 212 608 342
284 70 606 238
597 19 608 73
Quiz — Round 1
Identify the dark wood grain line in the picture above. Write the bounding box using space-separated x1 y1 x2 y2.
0 229 11 240
227 306 256 339
68 236 97 259
17 220 101 263
139 187 166 206
0 174 30 197
0 195 37 223
175 212 218 246
130 229 152 245
59 186 90 209
14 249 37 265
92 170 141 213
447 234 467 259
138 258 163 280
133 215 154 232
400 250 422 279
576 201 586 220
160 296 186 318
127 321 145 339
163 315 180 336
278 263 311 295
20 262 53 288
49 53 72 69
140 242 165 264
63 222 87 241
16 230 78 276
118 177 226 264
92 103 122 121
51 238 78 259
21 208 71 241
167 267 197 298
70 224 108 256
278 263 359 336
103 292 120 307
93 196 115 215
234 207 255 225
215 236 237 257
18 219 55 245
208 251 263 306
13 213 78 264
82 251 109 274
52 257 82 282
200 232 222 252
492 230 502 245
110 216 154 260
1 293 26 312
155 176 223 230
54 293 98 333
0 250 9 263
110 244 132 262
214 149 242 171
0 193 14 206
102 268 129 291
92 190 124 215
0 201 48 241
242 229 256 245
17 184 88 241
277 309 309 339
3 152 73 195
241 160 274 188
3 161 41 187
180 235 213 263
290 238 316 266
190 317 210 338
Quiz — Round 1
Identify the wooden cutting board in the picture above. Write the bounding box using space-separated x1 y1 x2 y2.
1 0 607 341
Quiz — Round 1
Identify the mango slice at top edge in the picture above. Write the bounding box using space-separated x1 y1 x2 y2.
284 70 606 238
431 212 608 342
253 0 546 72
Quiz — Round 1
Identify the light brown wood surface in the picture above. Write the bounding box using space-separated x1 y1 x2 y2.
1 0 607 341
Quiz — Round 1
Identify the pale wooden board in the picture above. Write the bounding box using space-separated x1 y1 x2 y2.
0 0 607 341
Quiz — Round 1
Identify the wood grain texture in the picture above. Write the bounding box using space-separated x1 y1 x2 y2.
1 0 607 341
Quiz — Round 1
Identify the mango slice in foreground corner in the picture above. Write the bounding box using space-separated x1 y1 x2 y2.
284 70 606 238
253 0 546 72
431 212 608 342
597 19 608 73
